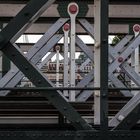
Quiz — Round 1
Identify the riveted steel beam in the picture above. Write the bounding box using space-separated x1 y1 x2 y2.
76 69 94 96
75 35 133 101
0 41 92 130
0 18 68 96
0 34 63 96
77 18 133 98
76 36 94 61
0 0 92 130
37 52 55 69
109 90 140 127
100 0 109 133
114 103 140 130
0 130 139 140
0 0 56 45
109 35 140 76
78 19 94 38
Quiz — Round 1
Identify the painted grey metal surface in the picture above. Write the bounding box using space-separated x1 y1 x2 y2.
78 19 94 38
0 35 62 96
109 35 140 75
0 0 93 130
0 0 56 44
76 36 94 61
0 18 68 96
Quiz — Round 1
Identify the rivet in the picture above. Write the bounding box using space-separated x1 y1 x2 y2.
126 120 131 125
0 35 5 44
127 134 131 137
58 134 61 137
12 54 16 57
25 66 28 70
77 134 81 137
7 134 10 137
121 134 125 137
24 12 30 16
102 39 107 43
51 95 55 98
76 120 80 123
102 94 106 97
14 134 17 137
118 57 124 63
38 80 41 84
90 134 93 137
63 107 67 110
95 134 98 137
20 134 23 137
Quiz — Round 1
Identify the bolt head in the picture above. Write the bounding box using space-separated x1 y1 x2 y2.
118 57 124 63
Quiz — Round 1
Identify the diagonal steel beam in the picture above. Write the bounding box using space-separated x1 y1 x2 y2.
120 62 140 86
75 69 94 96
76 81 94 101
109 39 140 97
113 103 140 130
109 44 140 129
109 91 140 127
78 58 91 72
109 35 133 59
0 0 56 44
0 41 92 130
0 0 93 129
75 37 94 99
75 34 132 100
77 19 133 98
0 35 62 96
109 35 140 76
78 19 94 38
0 18 68 96
37 52 55 69
109 73 132 97
20 52 55 88
109 64 140 129
76 36 94 62
76 58 92 78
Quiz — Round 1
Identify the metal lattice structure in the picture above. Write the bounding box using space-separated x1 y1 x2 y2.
0 0 140 139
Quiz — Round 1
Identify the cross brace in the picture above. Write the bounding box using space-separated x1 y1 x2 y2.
0 1 92 130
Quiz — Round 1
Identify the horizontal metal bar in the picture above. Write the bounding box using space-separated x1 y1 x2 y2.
0 130 139 140
0 87 140 91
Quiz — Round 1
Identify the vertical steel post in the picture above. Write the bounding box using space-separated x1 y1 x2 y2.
0 23 10 77
0 23 2 79
55 46 60 87
100 0 109 137
94 0 101 125
63 23 70 97
68 3 79 101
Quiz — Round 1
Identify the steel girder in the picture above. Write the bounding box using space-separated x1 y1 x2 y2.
109 36 140 76
100 0 109 134
0 18 68 96
75 19 133 101
0 0 92 130
0 130 140 140
113 103 140 130
108 36 140 130
37 52 55 69
75 34 134 101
